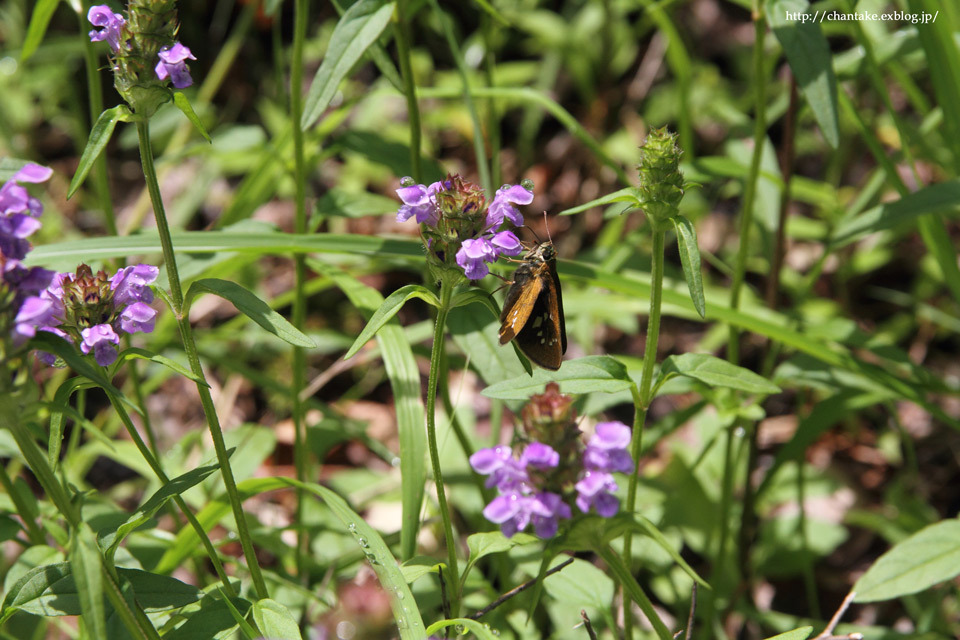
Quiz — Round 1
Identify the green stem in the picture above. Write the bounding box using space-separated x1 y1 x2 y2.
106 395 235 596
727 9 768 364
426 280 460 617
135 120 268 599
79 5 117 236
0 458 44 545
623 223 665 639
291 0 310 586
394 1 422 183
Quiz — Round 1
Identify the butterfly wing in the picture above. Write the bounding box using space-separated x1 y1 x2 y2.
498 262 543 345
513 269 564 370
548 256 567 354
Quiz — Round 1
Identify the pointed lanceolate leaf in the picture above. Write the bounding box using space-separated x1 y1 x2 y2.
766 0 839 148
185 278 316 347
344 284 439 359
69 524 106 639
763 628 813 640
98 459 223 558
482 355 632 399
173 92 212 143
853 519 960 602
118 348 209 386
301 0 396 130
833 180 960 246
672 215 706 318
21 0 60 62
657 353 781 395
68 106 133 198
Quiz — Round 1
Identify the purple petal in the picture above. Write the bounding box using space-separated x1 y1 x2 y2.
80 324 120 366
158 43 196 64
490 230 523 257
483 494 522 524
11 163 53 184
520 442 559 469
118 302 157 334
592 421 632 449
470 446 512 475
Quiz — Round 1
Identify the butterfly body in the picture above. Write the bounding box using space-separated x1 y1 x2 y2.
498 242 567 370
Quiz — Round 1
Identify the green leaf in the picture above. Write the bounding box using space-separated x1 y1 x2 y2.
449 288 500 316
164 596 253 640
301 0 396 129
832 180 960 247
185 278 315 347
763 628 813 640
853 519 960 602
173 92 212 143
220 593 260 639
615 515 710 589
251 599 303 640
463 532 537 585
67 106 133 199
28 333 137 415
658 353 781 395
766 0 839 148
343 284 439 358
314 188 401 220
448 303 529 383
482 355 633 399
672 215 706 318
595 545 672 640
21 0 60 62
400 556 442 584
425 619 499 639
70 524 106 639
98 459 223 560
118 348 209 386
4 565 200 617
316 262 427 562
48 377 93 469
557 187 641 216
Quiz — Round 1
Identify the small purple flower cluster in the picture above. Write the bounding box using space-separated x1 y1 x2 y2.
470 443 572 538
1 163 56 353
470 384 633 539
395 177 532 281
15 263 159 367
88 5 195 89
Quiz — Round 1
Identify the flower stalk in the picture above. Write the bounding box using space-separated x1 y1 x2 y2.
136 119 268 599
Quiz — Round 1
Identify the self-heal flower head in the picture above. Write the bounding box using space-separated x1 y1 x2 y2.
87 5 126 52
0 163 52 261
575 471 620 517
154 43 196 89
486 183 534 229
119 301 157 334
110 264 158 306
81 324 120 366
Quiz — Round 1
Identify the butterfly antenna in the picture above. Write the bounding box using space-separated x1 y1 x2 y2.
543 211 554 244
521 224 543 244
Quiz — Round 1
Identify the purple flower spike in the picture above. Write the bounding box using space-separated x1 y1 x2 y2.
490 230 523 257
155 43 196 89
87 5 125 52
80 324 120 366
456 237 496 280
486 184 533 229
575 471 620 517
119 302 157 334
110 264 158 306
